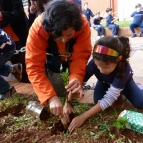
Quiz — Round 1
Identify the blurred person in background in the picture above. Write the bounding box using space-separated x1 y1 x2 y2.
0 29 22 100
83 2 94 27
0 0 29 82
28 0 50 27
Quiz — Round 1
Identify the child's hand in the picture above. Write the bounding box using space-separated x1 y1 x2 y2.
63 102 73 122
68 114 86 133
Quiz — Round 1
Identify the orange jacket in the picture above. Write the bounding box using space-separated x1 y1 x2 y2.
26 14 92 104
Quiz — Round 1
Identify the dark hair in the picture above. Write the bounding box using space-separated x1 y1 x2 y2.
84 2 88 6
106 7 112 13
135 3 142 8
95 11 100 15
93 36 130 78
42 0 83 39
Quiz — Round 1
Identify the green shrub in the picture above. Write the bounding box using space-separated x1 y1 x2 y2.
102 20 132 28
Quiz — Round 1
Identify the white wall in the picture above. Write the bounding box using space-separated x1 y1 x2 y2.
118 0 143 21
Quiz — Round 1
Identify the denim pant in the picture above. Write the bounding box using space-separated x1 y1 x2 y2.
130 23 143 34
108 24 119 36
94 25 105 36
0 48 15 94
94 78 143 109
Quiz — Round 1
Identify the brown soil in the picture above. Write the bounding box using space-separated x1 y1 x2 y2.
0 104 25 117
0 95 143 143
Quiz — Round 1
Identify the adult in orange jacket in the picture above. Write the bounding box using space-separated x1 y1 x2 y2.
26 0 92 117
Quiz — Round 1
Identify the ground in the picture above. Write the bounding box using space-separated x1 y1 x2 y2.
0 94 143 143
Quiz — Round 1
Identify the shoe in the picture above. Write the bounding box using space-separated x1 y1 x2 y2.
11 64 23 81
96 36 100 40
0 86 16 100
139 33 143 37
101 35 104 37
131 34 136 38
113 35 118 37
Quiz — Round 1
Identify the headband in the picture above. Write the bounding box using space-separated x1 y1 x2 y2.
93 45 119 57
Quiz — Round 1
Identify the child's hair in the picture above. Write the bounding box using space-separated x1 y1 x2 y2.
135 3 142 8
95 11 100 15
106 7 112 13
93 36 130 78
84 2 88 6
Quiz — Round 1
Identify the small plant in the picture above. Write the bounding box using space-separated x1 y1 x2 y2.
98 121 112 133
109 132 115 139
114 117 127 130
60 68 70 130
0 94 27 112
60 68 69 87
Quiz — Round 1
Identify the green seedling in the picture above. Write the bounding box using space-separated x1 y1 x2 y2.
60 68 69 87
98 121 112 133
113 117 127 130
0 94 27 112
109 132 115 139
60 68 70 130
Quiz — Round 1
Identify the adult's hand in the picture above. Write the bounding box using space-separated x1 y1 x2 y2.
65 78 82 96
49 96 63 117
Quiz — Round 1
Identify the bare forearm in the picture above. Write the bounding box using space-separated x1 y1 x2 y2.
82 102 102 120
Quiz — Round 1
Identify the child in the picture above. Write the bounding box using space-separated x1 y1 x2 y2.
28 0 49 27
130 3 143 38
83 2 94 27
0 29 22 100
92 11 105 39
106 8 119 37
64 36 143 132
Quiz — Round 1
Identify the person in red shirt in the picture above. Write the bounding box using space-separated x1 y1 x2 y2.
26 0 92 117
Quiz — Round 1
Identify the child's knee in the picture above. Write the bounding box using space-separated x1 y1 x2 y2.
129 23 134 28
133 99 143 109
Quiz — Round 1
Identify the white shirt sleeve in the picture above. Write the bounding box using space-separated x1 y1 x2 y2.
98 85 123 111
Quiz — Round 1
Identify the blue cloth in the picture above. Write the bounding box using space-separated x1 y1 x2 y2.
73 0 82 10
84 59 133 89
93 17 103 25
83 8 94 26
93 25 105 36
106 14 119 35
93 17 105 36
0 29 16 94
108 24 119 36
130 22 143 34
106 14 114 26
94 79 143 109
28 13 37 28
131 11 143 23
0 29 16 52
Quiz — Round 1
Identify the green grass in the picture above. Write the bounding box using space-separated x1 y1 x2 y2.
102 20 132 28
0 95 27 111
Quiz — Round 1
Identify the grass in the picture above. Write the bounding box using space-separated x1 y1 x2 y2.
0 94 27 111
101 20 132 28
